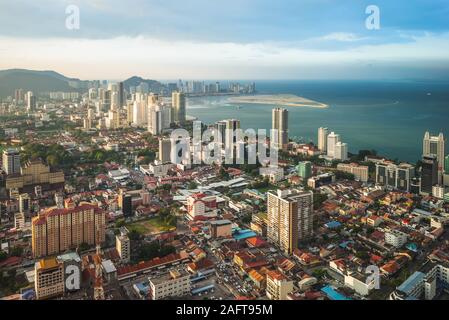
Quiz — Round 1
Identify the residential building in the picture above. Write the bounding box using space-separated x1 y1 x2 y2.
31 203 105 258
266 270 294 300
267 189 313 255
385 230 408 248
272 108 289 150
149 269 191 300
423 132 445 183
375 161 415 192
318 127 328 153
297 161 312 180
34 257 65 300
337 163 369 182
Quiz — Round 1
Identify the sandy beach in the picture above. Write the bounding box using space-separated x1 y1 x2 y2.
227 94 328 108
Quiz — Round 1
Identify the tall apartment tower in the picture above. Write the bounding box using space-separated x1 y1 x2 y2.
27 91 36 111
118 81 125 108
423 132 445 183
172 91 186 125
421 155 438 195
2 148 21 175
267 189 313 255
318 127 328 153
327 132 340 158
272 108 289 150
159 138 172 163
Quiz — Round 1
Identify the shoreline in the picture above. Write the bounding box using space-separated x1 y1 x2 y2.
227 94 329 109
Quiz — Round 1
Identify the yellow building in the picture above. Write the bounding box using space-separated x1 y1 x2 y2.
34 257 64 300
32 203 105 258
5 159 64 190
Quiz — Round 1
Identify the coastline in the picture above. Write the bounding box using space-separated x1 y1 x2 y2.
227 94 329 109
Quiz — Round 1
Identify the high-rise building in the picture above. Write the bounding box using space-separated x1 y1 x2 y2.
297 161 312 180
19 193 31 214
118 192 133 217
118 81 125 108
159 138 172 163
31 203 105 258
423 132 445 182
318 127 328 153
2 148 21 175
27 91 36 111
215 120 227 147
421 155 438 194
116 229 130 263
272 108 289 150
445 155 449 174
267 189 313 255
375 161 415 192
172 91 186 124
326 132 340 158
335 142 348 161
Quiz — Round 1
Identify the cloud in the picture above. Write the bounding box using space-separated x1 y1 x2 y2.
319 32 368 42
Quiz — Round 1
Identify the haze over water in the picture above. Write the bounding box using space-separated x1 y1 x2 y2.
187 80 449 163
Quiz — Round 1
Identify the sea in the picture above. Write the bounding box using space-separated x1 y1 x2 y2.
186 80 449 164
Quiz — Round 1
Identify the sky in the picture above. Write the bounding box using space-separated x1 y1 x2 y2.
0 0 449 80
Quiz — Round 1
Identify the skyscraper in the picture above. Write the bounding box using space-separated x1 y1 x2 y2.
423 132 445 182
27 91 36 111
335 142 348 161
159 138 172 163
326 132 340 158
118 81 125 108
445 155 449 174
272 108 289 150
421 155 438 194
172 91 186 125
318 127 328 153
2 148 21 175
267 189 313 255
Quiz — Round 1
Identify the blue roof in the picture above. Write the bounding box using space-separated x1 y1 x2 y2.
397 271 425 295
325 221 341 229
192 284 214 295
233 229 257 241
321 285 352 300
406 243 418 252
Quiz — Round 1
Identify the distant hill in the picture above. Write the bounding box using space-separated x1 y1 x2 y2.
0 69 166 98
123 76 165 93
0 69 87 98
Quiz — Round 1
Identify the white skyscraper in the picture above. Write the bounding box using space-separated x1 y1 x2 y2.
335 142 348 161
318 127 328 153
327 132 340 158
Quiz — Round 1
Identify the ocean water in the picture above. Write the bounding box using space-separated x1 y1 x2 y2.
186 80 449 163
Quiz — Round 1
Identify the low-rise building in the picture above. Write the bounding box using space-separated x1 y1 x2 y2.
149 269 191 300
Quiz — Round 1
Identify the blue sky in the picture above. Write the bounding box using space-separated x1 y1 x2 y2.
0 0 449 79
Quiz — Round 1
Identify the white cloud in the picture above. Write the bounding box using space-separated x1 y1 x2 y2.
0 32 448 79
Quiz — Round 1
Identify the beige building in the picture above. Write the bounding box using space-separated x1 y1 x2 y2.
209 220 232 238
337 163 369 182
318 127 328 153
267 189 313 255
272 108 289 150
116 233 131 263
5 159 64 190
149 269 191 300
172 91 186 124
34 257 65 300
266 270 294 300
32 203 105 258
